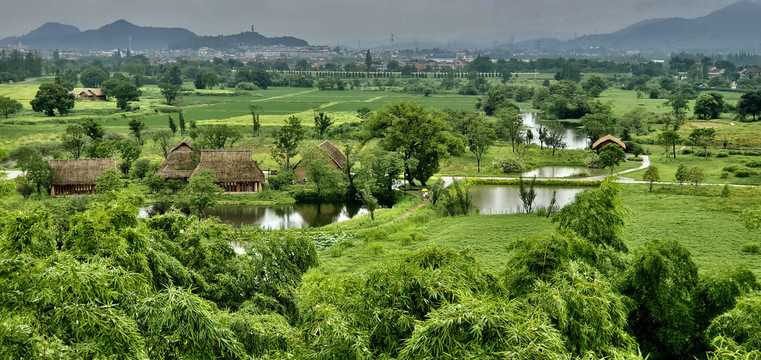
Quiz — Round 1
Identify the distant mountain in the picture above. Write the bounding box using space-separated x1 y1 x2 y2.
0 20 196 50
520 0 761 53
169 31 309 49
0 22 79 47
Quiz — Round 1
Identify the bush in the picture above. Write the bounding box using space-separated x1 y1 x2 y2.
741 243 760 254
362 229 388 242
746 160 761 168
494 158 525 173
267 171 294 191
681 148 694 155
723 165 739 172
734 168 755 177
328 246 342 258
728 150 743 155
716 151 729 158
585 154 604 169
695 149 711 158
629 156 643 162
720 171 729 179
744 150 761 156
236 82 258 91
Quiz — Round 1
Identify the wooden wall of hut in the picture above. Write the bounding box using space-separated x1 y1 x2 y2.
51 184 96 196
217 181 262 193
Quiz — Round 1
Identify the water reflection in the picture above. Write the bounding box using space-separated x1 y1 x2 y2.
522 113 588 150
522 166 590 178
470 185 586 215
203 202 368 229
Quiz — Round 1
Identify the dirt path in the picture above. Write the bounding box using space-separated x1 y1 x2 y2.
392 192 426 222
251 89 317 102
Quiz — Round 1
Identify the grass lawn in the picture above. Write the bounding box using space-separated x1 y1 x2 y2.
313 183 761 280
631 147 761 185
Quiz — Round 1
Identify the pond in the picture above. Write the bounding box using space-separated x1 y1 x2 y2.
522 113 588 150
470 185 587 215
202 202 368 229
522 166 590 178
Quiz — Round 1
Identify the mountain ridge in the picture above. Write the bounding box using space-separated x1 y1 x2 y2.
0 20 309 50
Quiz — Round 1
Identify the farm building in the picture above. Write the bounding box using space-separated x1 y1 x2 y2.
155 139 199 181
294 140 347 181
49 158 116 196
191 150 265 193
592 134 626 154
69 88 105 101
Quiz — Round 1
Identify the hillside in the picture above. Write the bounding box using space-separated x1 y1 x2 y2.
169 31 309 49
0 20 308 51
511 1 761 53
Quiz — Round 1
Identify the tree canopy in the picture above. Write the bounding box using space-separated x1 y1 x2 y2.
364 101 462 185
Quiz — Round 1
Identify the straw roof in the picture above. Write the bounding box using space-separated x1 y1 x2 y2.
191 150 265 183
592 134 626 150
156 139 198 180
49 158 116 185
317 140 347 170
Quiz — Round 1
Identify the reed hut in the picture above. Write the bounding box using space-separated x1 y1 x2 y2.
156 139 198 181
49 158 116 196
295 140 347 181
592 134 626 154
191 150 265 192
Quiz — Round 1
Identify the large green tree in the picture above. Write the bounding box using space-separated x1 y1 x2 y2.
185 170 223 216
364 101 462 185
495 107 524 152
198 124 242 149
30 83 75 116
737 90 761 121
0 95 23 118
158 65 183 105
272 115 304 170
688 127 716 159
61 124 88 159
79 66 109 88
102 77 140 110
694 92 724 120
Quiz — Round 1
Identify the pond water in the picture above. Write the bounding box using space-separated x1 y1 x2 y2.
470 185 587 215
522 166 590 178
202 202 368 229
522 113 588 150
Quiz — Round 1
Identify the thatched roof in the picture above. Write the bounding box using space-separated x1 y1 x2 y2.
191 150 265 183
592 134 626 150
317 140 347 170
49 158 116 185
156 139 198 180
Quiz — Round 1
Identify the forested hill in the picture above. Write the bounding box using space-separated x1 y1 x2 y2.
168 31 309 49
514 0 761 53
0 20 308 50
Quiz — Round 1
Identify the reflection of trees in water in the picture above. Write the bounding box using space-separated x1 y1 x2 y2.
295 203 340 227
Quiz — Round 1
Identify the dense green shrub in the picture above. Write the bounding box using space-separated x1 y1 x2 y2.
735 168 755 177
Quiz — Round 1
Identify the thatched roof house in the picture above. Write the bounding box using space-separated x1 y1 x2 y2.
156 139 198 180
49 158 116 196
592 134 626 154
191 150 265 192
318 140 347 170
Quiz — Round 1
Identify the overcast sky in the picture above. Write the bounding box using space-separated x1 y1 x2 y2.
1 0 743 47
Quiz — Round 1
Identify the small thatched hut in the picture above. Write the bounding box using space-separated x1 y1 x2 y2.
191 150 265 192
68 88 105 101
295 140 347 181
592 134 626 154
49 158 116 196
156 139 199 181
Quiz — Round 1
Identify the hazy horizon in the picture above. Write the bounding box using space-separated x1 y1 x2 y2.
0 0 746 47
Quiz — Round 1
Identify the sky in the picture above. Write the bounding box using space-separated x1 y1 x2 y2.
0 0 743 47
